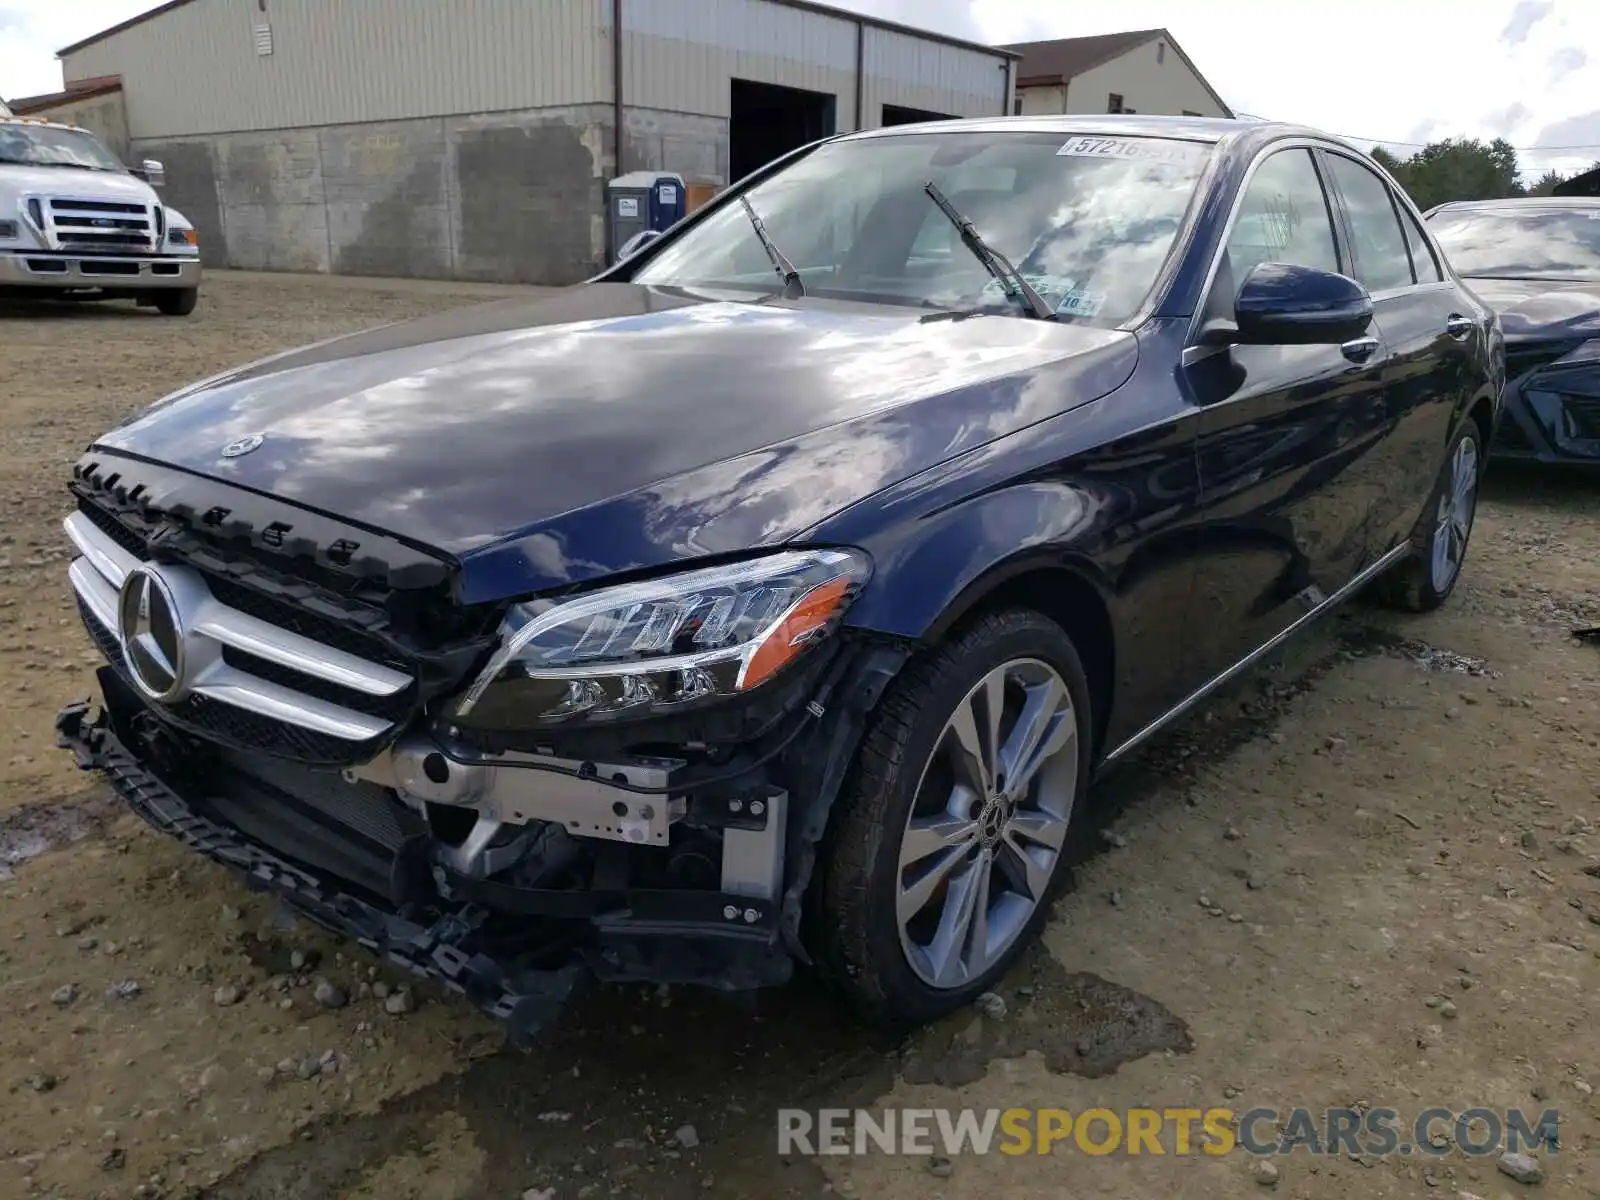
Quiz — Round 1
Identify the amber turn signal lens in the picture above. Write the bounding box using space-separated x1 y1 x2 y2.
739 576 855 691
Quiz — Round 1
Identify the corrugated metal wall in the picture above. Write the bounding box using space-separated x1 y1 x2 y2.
621 0 858 124
64 0 613 139
65 0 1009 140
621 0 1006 127
861 25 1008 122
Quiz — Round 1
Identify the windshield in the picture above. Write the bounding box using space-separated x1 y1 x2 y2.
0 122 124 171
632 131 1212 325
1427 207 1600 280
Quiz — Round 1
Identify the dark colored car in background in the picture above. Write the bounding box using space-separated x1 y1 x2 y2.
1428 197 1600 464
57 116 1501 1042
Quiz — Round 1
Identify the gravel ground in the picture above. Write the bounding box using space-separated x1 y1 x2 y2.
0 272 1597 1200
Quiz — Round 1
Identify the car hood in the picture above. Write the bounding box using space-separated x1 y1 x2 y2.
1464 276 1600 338
0 163 155 202
96 283 1137 603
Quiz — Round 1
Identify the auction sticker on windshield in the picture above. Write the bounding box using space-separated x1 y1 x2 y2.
1056 136 1207 164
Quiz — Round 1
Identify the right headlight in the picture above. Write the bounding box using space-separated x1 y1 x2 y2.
449 548 870 730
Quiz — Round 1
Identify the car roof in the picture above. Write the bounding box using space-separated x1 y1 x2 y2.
842 112 1331 145
1430 196 1600 213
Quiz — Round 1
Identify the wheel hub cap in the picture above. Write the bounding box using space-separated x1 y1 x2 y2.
1431 436 1479 593
893 657 1079 990
978 795 1011 849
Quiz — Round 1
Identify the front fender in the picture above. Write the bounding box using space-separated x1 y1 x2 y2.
810 378 1205 752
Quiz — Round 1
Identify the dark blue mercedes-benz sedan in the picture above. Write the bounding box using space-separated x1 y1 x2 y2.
57 115 1502 1038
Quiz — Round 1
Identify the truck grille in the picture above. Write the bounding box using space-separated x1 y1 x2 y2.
34 196 159 255
67 508 422 767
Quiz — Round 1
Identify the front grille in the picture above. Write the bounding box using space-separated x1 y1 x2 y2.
171 693 389 767
67 508 421 767
52 199 146 214
219 644 414 723
78 260 141 276
1506 337 1584 382
77 497 148 559
205 574 404 667
1563 394 1600 439
78 599 388 765
37 196 156 255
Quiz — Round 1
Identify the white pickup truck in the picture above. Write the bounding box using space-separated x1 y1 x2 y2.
1 114 201 315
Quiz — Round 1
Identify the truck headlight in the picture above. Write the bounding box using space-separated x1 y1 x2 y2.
450 548 870 730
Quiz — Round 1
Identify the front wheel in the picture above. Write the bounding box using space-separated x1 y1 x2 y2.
1377 421 1483 612
152 287 198 316
813 610 1092 1026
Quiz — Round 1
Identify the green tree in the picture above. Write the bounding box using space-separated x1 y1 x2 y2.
1368 137 1524 210
1529 168 1568 195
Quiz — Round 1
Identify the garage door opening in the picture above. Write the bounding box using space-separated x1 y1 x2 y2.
881 104 957 126
730 79 836 182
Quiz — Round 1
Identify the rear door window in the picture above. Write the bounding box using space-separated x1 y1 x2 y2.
1323 153 1415 291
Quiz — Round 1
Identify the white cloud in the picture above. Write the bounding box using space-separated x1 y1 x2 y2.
1 0 157 96
5 0 1599 175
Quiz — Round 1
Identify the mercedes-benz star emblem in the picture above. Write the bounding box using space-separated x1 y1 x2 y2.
220 433 265 459
117 566 187 702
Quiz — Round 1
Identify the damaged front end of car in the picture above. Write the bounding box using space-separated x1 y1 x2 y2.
55 453 909 1044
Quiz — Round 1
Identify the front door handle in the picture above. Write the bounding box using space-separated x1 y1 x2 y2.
1445 314 1475 340
1341 336 1380 364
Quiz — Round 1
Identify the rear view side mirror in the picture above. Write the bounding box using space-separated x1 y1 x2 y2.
140 159 166 188
1203 262 1374 347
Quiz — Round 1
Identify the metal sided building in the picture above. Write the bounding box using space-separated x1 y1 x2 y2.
57 0 1017 284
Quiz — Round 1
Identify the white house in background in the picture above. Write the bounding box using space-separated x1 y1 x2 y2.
1004 29 1232 120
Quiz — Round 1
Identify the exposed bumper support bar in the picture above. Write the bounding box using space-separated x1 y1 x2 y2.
55 698 588 1044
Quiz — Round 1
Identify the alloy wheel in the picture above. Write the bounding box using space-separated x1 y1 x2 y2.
1430 435 1479 594
894 658 1078 989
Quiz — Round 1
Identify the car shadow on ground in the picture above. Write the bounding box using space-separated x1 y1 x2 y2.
1481 459 1600 513
0 299 159 320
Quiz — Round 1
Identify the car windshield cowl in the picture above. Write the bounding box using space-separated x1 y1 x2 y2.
631 130 1213 327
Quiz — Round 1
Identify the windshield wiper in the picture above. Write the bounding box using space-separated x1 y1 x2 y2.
738 195 805 299
923 181 1053 320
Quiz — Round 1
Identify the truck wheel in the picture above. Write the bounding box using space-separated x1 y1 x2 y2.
814 610 1091 1027
153 288 198 317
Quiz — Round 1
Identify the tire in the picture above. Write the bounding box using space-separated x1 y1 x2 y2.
813 609 1092 1027
1375 420 1483 612
152 288 198 317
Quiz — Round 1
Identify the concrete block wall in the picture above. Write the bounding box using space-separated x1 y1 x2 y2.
134 103 614 284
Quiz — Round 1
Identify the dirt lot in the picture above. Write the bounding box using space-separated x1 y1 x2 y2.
1 272 1597 1200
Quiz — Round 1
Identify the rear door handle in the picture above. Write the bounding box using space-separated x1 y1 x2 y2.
1341 336 1380 364
1446 314 1475 340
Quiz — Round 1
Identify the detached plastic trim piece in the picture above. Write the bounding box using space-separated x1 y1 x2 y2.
54 699 587 1045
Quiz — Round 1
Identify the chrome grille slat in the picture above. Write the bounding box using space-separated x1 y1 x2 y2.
28 194 159 255
192 668 392 741
68 556 119 632
65 512 409 744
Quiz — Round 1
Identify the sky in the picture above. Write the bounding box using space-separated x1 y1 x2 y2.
4 0 1600 177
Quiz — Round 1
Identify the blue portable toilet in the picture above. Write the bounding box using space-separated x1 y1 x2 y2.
607 171 686 263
